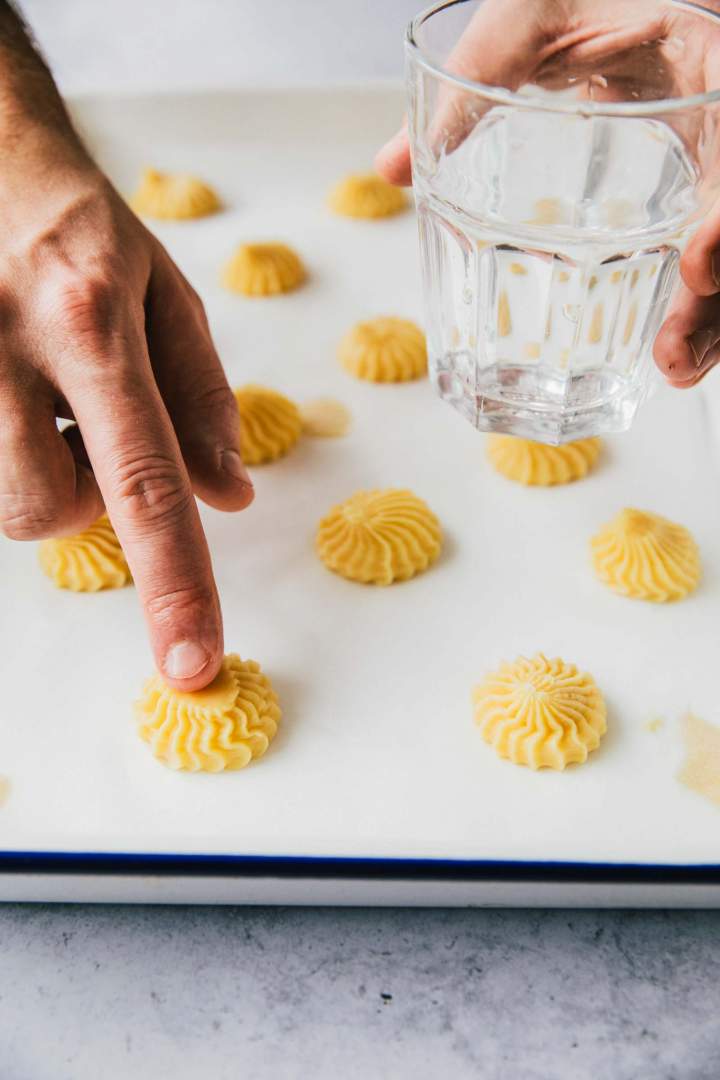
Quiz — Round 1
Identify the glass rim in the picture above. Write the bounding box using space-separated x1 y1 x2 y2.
406 0 720 117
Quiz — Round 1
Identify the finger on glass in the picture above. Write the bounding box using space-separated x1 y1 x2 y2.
377 0 543 185
654 285 720 387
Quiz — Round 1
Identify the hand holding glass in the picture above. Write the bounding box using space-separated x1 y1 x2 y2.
405 0 720 442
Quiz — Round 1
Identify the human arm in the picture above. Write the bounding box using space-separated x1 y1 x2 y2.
0 3 253 689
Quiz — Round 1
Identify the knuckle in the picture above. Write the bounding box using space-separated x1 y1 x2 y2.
56 274 115 327
196 382 239 429
183 278 204 310
163 257 202 309
0 494 65 540
144 581 216 625
112 451 193 529
158 276 209 335
47 272 129 357
0 285 18 334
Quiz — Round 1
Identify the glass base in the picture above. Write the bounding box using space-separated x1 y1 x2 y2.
433 355 645 445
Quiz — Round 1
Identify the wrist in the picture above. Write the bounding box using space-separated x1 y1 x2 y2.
0 118 100 201
0 5 95 188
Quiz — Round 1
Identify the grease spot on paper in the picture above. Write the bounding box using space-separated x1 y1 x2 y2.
644 716 665 733
678 713 720 809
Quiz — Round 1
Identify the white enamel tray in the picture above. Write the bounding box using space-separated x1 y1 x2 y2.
2 86 720 906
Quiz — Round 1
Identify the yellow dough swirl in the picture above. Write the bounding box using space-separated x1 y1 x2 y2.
38 515 131 592
130 168 221 220
339 317 426 383
590 508 701 602
473 653 607 771
487 435 602 485
328 172 407 219
234 384 302 465
316 488 442 585
222 242 306 296
136 653 280 772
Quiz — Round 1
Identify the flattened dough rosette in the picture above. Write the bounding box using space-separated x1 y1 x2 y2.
136 654 280 772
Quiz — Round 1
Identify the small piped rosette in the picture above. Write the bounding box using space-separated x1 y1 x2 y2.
136 654 280 772
39 515 131 592
590 508 700 603
316 488 442 585
222 242 305 297
338 317 426 383
487 435 601 486
328 173 407 219
234 384 302 465
473 653 607 771
130 168 221 220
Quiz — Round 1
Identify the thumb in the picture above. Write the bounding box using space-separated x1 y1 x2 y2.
654 283 720 387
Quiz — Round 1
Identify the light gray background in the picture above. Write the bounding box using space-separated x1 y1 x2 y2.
3 3 720 1078
20 0 420 95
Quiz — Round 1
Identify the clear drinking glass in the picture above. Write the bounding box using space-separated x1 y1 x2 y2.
406 0 720 443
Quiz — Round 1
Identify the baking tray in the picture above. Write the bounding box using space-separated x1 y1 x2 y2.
2 86 720 905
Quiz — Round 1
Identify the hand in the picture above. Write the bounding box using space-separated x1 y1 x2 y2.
376 0 720 388
0 145 253 691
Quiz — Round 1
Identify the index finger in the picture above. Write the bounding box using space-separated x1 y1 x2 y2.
60 306 223 691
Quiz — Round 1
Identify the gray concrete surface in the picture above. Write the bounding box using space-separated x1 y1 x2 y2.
1 905 719 1079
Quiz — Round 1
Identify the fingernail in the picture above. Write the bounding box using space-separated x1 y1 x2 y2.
164 640 210 680
712 251 720 289
688 328 717 368
220 449 253 486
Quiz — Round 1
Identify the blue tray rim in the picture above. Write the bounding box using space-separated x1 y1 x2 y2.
1 850 720 883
